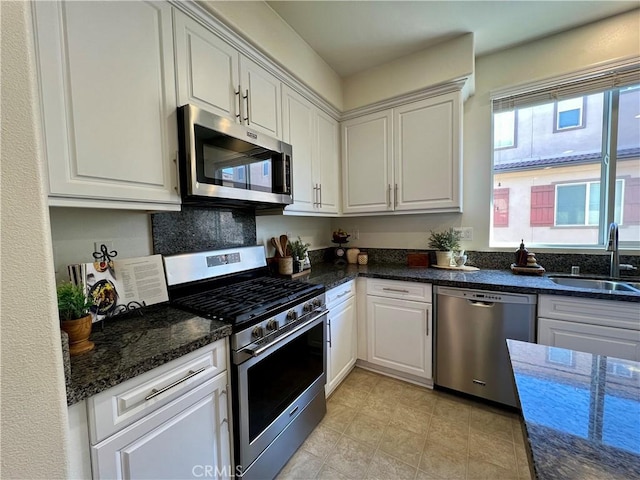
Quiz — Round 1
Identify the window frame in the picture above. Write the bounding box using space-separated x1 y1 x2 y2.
493 110 518 150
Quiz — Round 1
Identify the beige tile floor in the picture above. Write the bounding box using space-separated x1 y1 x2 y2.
277 367 533 480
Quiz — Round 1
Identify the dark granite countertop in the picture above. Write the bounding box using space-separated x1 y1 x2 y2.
304 262 640 302
507 340 640 479
66 304 231 406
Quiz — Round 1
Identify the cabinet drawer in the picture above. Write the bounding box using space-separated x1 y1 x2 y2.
326 280 355 308
539 295 639 331
88 339 227 444
367 279 432 303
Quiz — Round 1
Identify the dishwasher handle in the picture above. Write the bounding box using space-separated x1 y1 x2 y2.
468 299 495 307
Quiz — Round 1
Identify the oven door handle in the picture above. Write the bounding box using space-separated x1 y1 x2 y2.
240 308 327 358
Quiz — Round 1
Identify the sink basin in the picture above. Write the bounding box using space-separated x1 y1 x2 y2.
548 276 640 292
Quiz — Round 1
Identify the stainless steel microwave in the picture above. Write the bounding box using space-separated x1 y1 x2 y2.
177 104 293 208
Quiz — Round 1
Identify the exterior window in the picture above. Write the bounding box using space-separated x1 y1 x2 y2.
494 111 516 149
555 97 585 131
555 181 623 226
263 161 269 176
547 347 574 367
491 81 640 248
493 188 509 227
606 361 634 379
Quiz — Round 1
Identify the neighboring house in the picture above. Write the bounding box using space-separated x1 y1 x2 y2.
492 87 640 245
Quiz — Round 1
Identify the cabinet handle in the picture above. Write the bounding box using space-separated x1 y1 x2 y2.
243 89 250 124
144 367 206 401
336 290 350 299
394 183 398 207
327 319 332 348
319 184 322 207
235 86 241 120
382 287 410 293
173 151 180 193
426 309 429 336
313 184 318 207
387 184 391 207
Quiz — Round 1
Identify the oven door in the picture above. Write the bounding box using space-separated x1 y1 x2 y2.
234 313 326 472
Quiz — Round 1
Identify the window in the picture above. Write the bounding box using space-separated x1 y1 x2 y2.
555 180 623 226
547 347 574 366
262 161 269 176
555 97 585 131
494 111 516 148
491 61 640 248
606 361 634 379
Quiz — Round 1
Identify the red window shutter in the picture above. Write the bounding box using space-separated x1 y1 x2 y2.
623 177 640 225
531 185 555 226
494 188 509 227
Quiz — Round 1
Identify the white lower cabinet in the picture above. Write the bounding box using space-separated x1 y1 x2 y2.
325 281 357 396
538 295 640 361
83 339 231 479
365 279 433 383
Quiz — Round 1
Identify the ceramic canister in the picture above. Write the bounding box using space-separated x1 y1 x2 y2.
346 248 360 264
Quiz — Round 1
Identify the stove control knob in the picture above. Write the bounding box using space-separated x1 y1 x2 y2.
266 319 278 331
303 303 313 313
286 310 298 321
313 298 322 308
252 326 265 339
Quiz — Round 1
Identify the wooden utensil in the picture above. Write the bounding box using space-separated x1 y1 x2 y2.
279 234 289 256
271 237 283 257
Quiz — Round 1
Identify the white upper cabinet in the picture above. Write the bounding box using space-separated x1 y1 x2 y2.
342 90 463 215
394 93 461 212
33 1 180 209
342 111 393 214
283 86 340 215
174 11 281 139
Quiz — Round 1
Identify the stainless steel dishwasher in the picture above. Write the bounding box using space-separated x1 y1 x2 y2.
434 286 537 407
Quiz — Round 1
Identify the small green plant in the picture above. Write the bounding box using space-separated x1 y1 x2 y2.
57 282 93 321
288 236 311 260
428 228 461 251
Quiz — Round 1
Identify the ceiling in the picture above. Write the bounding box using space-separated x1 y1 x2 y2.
267 1 639 77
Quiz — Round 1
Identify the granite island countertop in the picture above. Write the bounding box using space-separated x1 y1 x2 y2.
66 304 231 406
507 340 640 479
304 262 640 302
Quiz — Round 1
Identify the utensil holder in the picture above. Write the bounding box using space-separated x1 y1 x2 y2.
278 256 293 275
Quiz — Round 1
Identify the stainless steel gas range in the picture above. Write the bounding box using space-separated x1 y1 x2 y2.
164 246 327 479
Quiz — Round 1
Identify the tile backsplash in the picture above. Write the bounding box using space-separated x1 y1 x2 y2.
151 206 256 256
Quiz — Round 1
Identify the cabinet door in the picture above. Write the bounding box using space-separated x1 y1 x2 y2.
315 110 340 214
240 56 281 139
538 318 640 362
342 111 393 214
326 296 357 396
393 92 462 212
34 1 180 208
174 10 239 120
282 87 315 213
92 373 231 480
366 296 432 379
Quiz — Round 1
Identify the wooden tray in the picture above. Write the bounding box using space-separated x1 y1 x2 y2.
280 270 311 280
510 263 546 276
431 265 480 271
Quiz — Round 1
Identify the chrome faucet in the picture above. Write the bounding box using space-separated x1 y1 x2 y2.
606 222 620 278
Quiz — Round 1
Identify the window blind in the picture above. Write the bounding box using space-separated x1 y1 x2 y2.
492 59 640 112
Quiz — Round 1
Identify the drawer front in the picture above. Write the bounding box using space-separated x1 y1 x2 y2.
88 338 227 444
326 280 355 308
367 278 432 303
539 295 639 331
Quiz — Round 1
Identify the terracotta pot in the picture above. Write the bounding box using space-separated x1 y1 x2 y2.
60 314 94 356
435 251 453 267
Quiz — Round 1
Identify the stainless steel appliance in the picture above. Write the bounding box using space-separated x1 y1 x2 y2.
178 104 293 209
164 246 327 480
434 286 537 407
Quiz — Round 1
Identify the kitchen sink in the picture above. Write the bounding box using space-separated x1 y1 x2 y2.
548 276 640 292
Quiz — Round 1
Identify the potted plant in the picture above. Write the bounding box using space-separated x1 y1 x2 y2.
57 282 95 355
288 237 311 272
428 228 461 266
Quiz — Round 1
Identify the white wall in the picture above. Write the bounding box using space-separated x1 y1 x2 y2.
199 0 343 110
49 208 153 282
342 33 475 111
0 2 70 477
